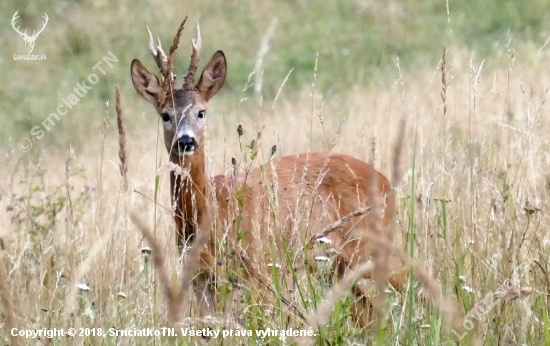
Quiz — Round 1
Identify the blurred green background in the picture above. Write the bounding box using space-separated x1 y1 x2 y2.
1 0 549 151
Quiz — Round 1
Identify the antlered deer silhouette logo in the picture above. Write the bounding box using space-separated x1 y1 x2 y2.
12 11 49 54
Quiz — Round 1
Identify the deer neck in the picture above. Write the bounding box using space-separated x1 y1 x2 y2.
169 147 211 243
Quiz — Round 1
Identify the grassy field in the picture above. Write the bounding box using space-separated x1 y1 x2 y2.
2 0 550 345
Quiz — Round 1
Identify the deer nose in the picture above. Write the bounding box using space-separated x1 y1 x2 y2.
178 135 197 152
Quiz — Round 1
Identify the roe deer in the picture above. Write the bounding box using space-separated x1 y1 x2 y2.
131 22 407 330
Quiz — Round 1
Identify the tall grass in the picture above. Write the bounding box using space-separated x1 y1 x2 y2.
1 0 550 345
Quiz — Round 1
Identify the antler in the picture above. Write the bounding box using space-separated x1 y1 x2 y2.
11 11 26 38
29 13 48 39
183 22 202 90
147 27 169 76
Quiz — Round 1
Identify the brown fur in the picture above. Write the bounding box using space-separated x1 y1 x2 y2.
131 25 407 330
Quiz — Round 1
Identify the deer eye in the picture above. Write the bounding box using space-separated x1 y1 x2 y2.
197 110 206 119
161 112 171 122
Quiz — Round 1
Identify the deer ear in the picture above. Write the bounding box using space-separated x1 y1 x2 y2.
196 51 227 101
131 59 161 108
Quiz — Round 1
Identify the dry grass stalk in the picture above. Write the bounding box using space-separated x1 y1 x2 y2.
298 261 375 346
391 116 407 187
157 162 190 179
494 287 534 301
64 146 75 228
175 214 211 304
441 46 448 117
464 287 535 324
167 18 187 73
115 86 128 192
130 213 179 321
159 17 188 108
360 167 390 319
94 101 109 229
309 207 371 243
0 243 17 346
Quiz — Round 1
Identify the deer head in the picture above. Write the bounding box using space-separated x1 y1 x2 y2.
131 23 227 161
12 11 49 54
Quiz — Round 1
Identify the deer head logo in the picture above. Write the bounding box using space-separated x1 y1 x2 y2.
12 11 49 54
